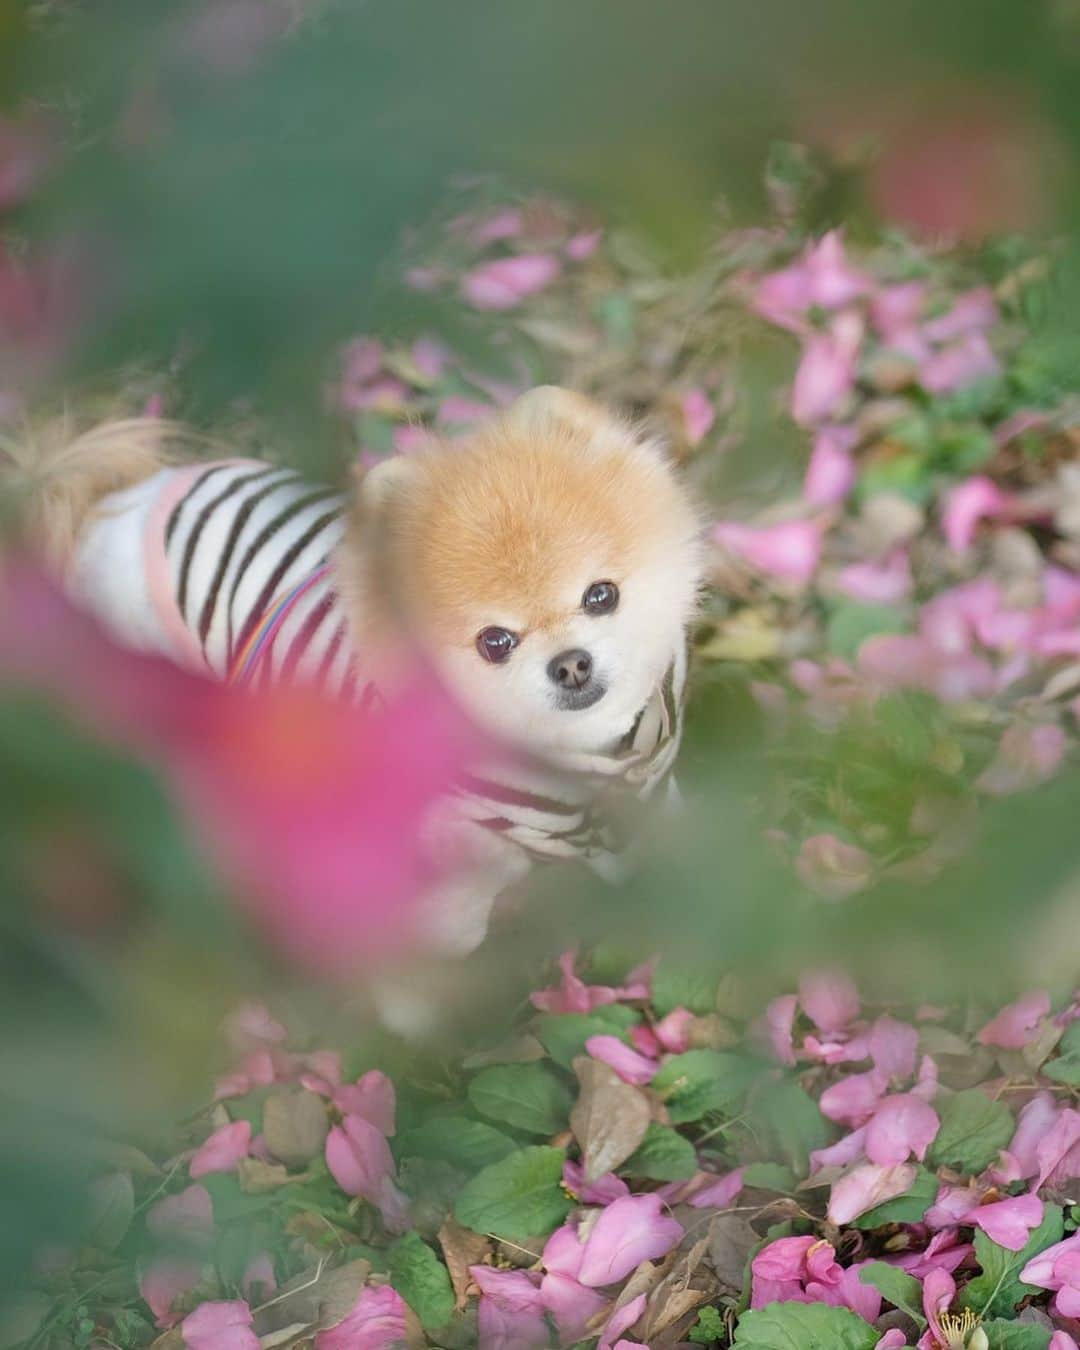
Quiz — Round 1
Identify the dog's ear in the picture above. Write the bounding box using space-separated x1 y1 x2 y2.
505 385 610 439
354 454 418 516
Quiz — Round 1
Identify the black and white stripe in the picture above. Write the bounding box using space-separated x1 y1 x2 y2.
164 462 353 693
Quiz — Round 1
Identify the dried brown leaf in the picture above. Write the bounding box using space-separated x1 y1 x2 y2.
637 1232 715 1343
263 1089 329 1169
570 1056 651 1182
253 1258 371 1336
708 1212 760 1291
438 1217 492 1310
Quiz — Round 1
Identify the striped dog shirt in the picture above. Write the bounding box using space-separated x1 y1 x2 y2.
71 458 687 869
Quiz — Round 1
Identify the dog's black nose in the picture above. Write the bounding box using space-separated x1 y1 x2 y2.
548 648 593 690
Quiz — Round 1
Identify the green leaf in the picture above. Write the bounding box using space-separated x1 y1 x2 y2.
688 1305 726 1345
398 1117 517 1173
928 1089 1015 1175
826 602 909 662
589 1004 642 1032
467 1064 573 1136
623 1123 697 1181
651 1051 759 1125
652 965 717 1016
741 1162 797 1193
1043 1022 1080 1083
454 1146 571 1240
961 1203 1064 1319
536 1013 632 1069
388 1231 455 1331
751 1080 831 1174
853 1167 938 1229
732 1301 879 1349
982 1323 1051 1350
857 1261 926 1326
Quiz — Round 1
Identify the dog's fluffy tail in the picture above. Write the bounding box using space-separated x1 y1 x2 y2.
0 415 180 570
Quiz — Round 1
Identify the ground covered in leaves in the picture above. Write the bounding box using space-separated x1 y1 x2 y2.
13 156 1080 1348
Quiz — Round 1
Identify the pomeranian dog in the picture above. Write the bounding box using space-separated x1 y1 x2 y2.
10 387 704 1026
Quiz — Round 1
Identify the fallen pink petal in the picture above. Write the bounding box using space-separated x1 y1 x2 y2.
181 1300 259 1350
188 1119 251 1179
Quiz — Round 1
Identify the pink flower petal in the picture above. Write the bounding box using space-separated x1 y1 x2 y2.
876 1332 909 1349
865 1094 940 1165
181 1300 259 1350
471 209 524 247
333 1070 396 1136
140 1258 202 1328
752 1235 817 1282
713 519 823 586
654 1007 694 1054
242 1250 276 1302
810 1125 868 1173
1021 1231 1080 1291
834 550 912 605
315 1284 411 1350
963 1193 1043 1252
791 313 863 426
796 834 873 900
530 951 623 1014
925 1183 979 1231
576 1194 683 1287
1036 1107 1080 1191
598 1294 647 1350
562 1161 630 1206
754 231 871 331
688 1167 745 1209
799 970 860 1034
922 287 998 343
871 282 928 340
868 1017 919 1082
1051 1333 1080 1350
764 994 798 1066
828 1162 917 1225
325 1115 409 1233
539 1273 608 1344
922 1266 957 1346
942 475 1011 554
680 388 716 447
461 254 561 310
820 1069 888 1127
804 425 858 506
584 1034 658 1085
566 229 603 262
977 990 1052 1049
189 1120 251 1179
920 333 1001 393
978 723 1067 796
437 395 493 427
224 1002 287 1051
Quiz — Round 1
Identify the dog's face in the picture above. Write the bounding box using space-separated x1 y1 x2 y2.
342 388 703 756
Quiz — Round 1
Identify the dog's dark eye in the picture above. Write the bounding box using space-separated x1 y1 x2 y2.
582 580 619 615
476 626 519 664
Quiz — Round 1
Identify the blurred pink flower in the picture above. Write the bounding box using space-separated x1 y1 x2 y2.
530 951 648 1013
796 833 873 899
868 1016 919 1082
576 1194 683 1286
140 1258 202 1328
864 1094 939 1165
0 563 480 975
411 336 450 381
713 519 823 586
1052 1334 1080 1350
562 1160 629 1205
471 209 524 247
393 424 434 453
754 231 872 333
962 1193 1043 1252
791 312 863 426
763 994 798 1066
343 376 410 414
680 387 716 446
834 550 912 605
566 229 603 261
871 282 928 343
328 1070 396 1136
977 723 1067 796
224 1003 286 1052
654 1007 694 1054
828 1161 917 1224
876 1332 908 1349
920 333 1001 393
325 1115 409 1233
189 1120 251 1179
405 266 447 293
181 1300 259 1350
585 1034 658 1085
470 1266 547 1350
1021 1232 1080 1318
799 970 860 1035
977 991 1052 1049
461 254 561 309
688 1167 745 1209
146 1184 214 1245
819 1069 888 1127
923 287 999 343
315 1285 410 1350
342 337 384 384
804 425 858 505
0 113 51 212
942 475 1011 554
